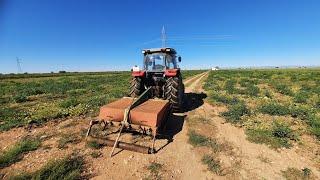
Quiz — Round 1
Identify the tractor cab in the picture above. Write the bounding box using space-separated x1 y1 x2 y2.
142 48 181 72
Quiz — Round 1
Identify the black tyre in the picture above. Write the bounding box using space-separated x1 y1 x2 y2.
164 76 184 112
129 77 144 97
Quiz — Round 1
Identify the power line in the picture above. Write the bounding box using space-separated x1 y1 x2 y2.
16 57 23 74
161 25 166 48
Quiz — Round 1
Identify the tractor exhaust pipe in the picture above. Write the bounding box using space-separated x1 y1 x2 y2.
87 137 151 154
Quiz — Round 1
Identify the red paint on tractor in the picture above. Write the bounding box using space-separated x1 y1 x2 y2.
164 69 178 77
132 70 145 77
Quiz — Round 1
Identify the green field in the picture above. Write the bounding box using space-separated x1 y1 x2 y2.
0 70 204 131
204 69 320 148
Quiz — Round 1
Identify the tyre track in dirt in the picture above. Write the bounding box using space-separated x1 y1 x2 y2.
183 72 207 87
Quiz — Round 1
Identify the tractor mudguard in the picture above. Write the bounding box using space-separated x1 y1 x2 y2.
164 69 179 77
132 70 146 77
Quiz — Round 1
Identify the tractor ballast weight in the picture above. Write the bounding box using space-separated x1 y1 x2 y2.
130 47 184 112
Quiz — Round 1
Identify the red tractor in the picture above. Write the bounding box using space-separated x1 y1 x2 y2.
130 47 184 112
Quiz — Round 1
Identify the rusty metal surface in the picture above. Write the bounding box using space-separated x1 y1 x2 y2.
98 97 169 128
87 137 150 154
98 97 132 122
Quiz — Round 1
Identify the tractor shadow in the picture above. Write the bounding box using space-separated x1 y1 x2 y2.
155 92 207 152
183 92 207 113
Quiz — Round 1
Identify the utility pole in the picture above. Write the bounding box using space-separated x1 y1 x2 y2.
16 57 23 74
161 25 166 48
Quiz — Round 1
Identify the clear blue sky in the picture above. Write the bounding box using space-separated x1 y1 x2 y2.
0 0 319 73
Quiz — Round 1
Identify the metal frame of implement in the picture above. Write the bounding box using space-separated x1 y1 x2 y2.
86 87 167 157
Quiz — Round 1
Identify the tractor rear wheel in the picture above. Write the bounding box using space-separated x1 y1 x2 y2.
165 76 184 112
129 77 144 97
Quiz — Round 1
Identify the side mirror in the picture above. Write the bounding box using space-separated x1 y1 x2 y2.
178 56 182 62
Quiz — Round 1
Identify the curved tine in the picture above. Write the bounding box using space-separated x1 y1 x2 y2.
151 133 157 154
86 120 96 138
138 126 144 134
101 121 108 131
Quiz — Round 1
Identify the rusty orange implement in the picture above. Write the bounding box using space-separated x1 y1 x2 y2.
99 97 170 128
86 95 171 156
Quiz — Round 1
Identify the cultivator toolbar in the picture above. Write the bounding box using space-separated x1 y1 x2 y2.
86 87 171 156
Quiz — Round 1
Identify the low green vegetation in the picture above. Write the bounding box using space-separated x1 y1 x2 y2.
258 102 291 116
0 72 130 131
246 121 298 149
0 70 203 131
201 155 223 175
274 83 293 96
221 102 250 124
0 137 41 168
294 91 309 103
188 131 221 152
281 167 313 180
86 140 103 149
57 133 81 149
10 154 84 180
90 151 102 158
204 69 320 147
208 93 239 105
145 162 163 180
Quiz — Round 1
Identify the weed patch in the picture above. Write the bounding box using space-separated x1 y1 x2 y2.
246 121 297 149
90 151 102 158
10 154 84 180
57 133 81 149
221 103 250 124
86 140 103 149
259 102 290 116
281 167 312 180
201 155 223 175
294 91 309 103
308 115 320 138
145 162 163 180
209 93 239 105
13 94 28 103
0 137 41 168
274 84 293 96
59 98 79 108
188 131 221 152
246 84 260 97
224 80 237 94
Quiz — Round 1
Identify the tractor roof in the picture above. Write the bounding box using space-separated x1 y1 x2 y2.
142 47 176 54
